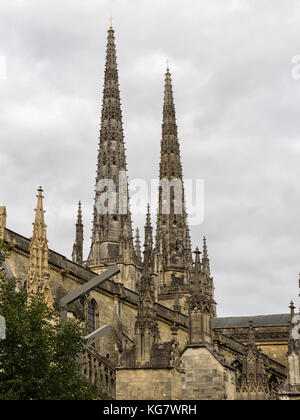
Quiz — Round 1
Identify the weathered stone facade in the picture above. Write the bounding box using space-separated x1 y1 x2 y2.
116 368 182 400
2 25 297 400
181 346 236 400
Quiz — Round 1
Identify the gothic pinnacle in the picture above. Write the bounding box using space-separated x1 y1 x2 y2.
34 187 46 227
28 187 53 306
72 201 84 264
135 228 142 264
144 204 153 268
202 236 208 260
202 236 211 276
77 201 82 224
193 246 201 267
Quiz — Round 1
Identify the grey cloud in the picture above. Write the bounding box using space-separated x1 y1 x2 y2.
1 0 300 316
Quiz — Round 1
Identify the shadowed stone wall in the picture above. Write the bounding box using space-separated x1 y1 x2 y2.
116 368 182 400
181 346 236 400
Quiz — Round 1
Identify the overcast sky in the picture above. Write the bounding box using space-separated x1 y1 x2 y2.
1 0 300 316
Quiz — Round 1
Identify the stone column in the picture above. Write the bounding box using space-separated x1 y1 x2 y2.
0 206 7 240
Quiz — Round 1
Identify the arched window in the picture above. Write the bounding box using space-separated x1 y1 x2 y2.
88 300 97 334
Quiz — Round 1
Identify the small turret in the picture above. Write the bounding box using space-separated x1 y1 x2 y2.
72 201 84 264
188 247 213 345
28 187 53 307
135 228 142 265
144 204 153 266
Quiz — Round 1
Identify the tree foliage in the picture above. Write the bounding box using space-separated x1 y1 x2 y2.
0 239 99 400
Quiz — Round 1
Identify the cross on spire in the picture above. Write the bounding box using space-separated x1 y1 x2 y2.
109 14 114 29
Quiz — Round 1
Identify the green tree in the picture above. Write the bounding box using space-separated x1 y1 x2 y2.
0 239 99 400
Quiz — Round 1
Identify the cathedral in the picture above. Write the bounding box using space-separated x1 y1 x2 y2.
1 25 300 400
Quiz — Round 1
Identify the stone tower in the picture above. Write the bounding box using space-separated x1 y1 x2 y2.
154 68 192 307
27 187 53 307
134 228 142 266
87 26 135 270
72 201 83 264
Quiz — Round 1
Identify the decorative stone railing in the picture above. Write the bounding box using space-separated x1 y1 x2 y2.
82 347 116 399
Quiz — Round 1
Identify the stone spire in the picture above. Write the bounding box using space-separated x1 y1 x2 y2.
135 228 142 265
87 26 134 267
144 204 153 264
0 206 7 240
201 237 217 317
188 247 213 345
155 68 192 295
72 201 84 264
27 187 53 307
202 237 209 274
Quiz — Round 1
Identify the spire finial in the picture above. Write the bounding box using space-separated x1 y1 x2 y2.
144 204 153 267
135 227 142 265
203 236 208 259
146 203 151 224
193 246 201 266
72 200 84 264
166 58 170 72
34 186 45 225
109 14 113 30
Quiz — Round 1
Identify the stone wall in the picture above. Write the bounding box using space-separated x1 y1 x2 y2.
258 343 287 366
181 346 236 400
214 325 289 366
116 368 182 400
4 227 287 399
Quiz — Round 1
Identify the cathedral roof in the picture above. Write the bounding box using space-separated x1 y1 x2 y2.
212 314 290 328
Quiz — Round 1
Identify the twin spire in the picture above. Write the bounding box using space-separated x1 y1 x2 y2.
68 26 213 310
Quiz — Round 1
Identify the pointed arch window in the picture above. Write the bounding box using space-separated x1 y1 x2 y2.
87 299 98 334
